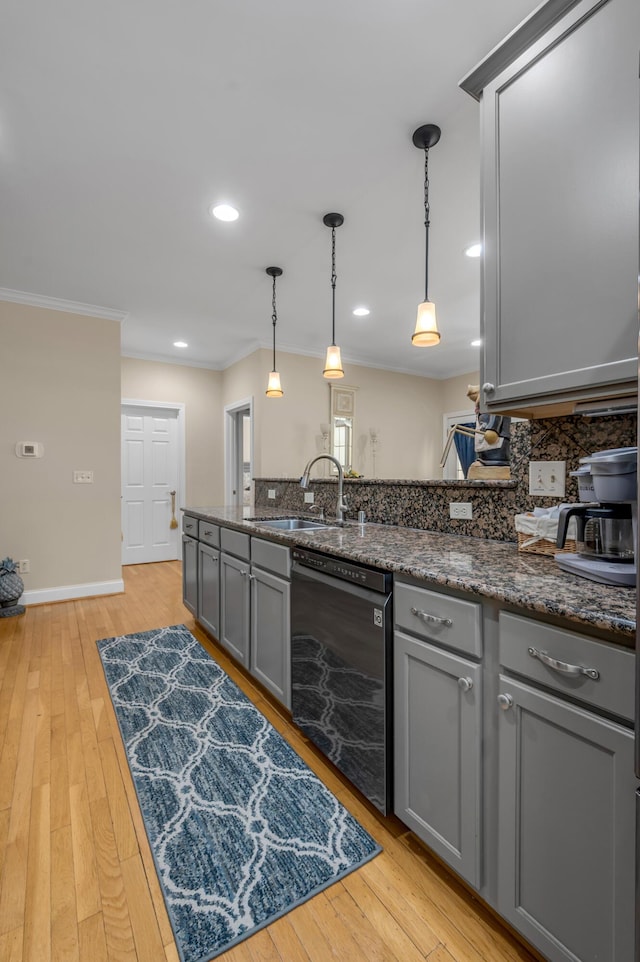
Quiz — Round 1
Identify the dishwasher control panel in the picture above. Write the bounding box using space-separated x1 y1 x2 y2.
292 546 391 594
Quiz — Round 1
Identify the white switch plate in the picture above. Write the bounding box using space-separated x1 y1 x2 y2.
529 461 566 497
304 492 315 504
73 470 94 483
450 502 473 519
268 488 276 499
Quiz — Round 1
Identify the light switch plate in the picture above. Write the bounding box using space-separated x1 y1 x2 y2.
268 488 276 499
529 461 566 497
304 492 315 504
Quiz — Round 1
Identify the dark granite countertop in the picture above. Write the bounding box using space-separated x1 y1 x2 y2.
183 506 636 641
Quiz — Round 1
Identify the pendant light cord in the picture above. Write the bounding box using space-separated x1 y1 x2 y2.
271 273 278 370
423 146 431 303
330 225 337 346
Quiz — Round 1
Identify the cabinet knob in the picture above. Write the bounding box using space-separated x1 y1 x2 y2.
482 382 495 395
457 676 473 692
497 693 513 711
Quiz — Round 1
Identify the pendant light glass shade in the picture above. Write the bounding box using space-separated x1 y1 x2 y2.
266 370 283 397
265 266 284 398
412 300 440 346
322 212 345 380
412 124 441 347
323 344 344 378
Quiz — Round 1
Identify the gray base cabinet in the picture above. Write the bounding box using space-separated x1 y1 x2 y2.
250 566 290 708
220 551 251 667
197 542 219 638
394 630 481 887
181 533 198 616
216 531 291 708
461 0 640 414
394 579 637 962
497 674 635 962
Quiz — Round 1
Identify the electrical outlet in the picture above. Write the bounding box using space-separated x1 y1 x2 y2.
304 492 315 504
268 488 276 499
18 559 30 574
73 470 94 484
450 502 473 520
529 461 566 497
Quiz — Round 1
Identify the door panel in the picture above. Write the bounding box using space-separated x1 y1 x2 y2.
121 405 180 564
497 674 635 962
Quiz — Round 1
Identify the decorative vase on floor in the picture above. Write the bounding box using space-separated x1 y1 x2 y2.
0 558 25 617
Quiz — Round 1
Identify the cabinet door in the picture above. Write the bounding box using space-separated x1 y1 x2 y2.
250 567 290 708
182 534 198 616
394 630 482 887
198 542 220 639
219 552 250 666
480 0 639 411
497 674 635 962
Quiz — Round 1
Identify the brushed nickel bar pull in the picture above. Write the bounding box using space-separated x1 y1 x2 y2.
527 646 599 681
410 607 452 628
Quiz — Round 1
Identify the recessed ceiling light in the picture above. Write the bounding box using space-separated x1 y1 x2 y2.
471 338 482 347
353 307 370 317
465 243 482 258
173 340 188 348
211 204 239 222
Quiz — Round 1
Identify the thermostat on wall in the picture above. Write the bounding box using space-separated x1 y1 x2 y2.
15 441 44 458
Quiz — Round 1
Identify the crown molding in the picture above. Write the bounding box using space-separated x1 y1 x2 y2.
121 350 223 371
0 287 128 322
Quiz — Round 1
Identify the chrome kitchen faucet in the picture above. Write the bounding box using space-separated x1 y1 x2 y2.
300 454 348 524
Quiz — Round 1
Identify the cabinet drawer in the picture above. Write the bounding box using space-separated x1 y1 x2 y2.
499 612 634 722
182 514 198 536
220 526 250 561
198 520 220 547
394 581 482 657
251 537 290 579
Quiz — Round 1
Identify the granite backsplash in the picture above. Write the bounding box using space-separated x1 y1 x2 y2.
253 413 637 542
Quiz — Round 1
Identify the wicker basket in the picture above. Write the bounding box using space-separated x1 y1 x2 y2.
515 512 576 557
516 529 576 557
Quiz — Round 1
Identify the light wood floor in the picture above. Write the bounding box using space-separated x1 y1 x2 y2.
0 561 543 962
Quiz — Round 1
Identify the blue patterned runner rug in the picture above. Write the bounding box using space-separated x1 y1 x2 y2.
97 624 381 962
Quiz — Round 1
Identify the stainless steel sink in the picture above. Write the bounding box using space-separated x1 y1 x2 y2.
253 518 330 531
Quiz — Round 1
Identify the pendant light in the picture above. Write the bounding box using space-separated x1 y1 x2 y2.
265 266 284 397
322 212 345 379
411 123 441 347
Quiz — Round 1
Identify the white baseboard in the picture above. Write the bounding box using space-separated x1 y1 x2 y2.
21 578 125 606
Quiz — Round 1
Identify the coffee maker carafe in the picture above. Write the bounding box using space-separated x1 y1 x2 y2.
555 447 637 587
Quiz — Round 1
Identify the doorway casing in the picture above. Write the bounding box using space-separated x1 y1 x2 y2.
224 397 254 507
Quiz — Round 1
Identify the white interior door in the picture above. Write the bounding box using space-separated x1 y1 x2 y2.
121 404 181 564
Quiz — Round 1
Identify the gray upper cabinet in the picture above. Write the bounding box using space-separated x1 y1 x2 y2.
461 0 640 414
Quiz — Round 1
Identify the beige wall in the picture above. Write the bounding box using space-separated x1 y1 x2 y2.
1 301 121 595
0 298 476 599
121 357 224 505
225 349 480 479
438 371 480 419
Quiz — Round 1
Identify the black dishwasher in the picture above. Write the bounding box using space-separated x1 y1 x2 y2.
290 546 392 814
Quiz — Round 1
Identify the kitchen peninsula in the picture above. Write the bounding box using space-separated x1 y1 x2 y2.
183 505 635 639
182 502 636 962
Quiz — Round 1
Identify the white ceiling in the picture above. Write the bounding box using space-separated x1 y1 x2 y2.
0 0 540 379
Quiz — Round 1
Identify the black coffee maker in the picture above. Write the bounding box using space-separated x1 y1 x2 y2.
555 447 636 587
